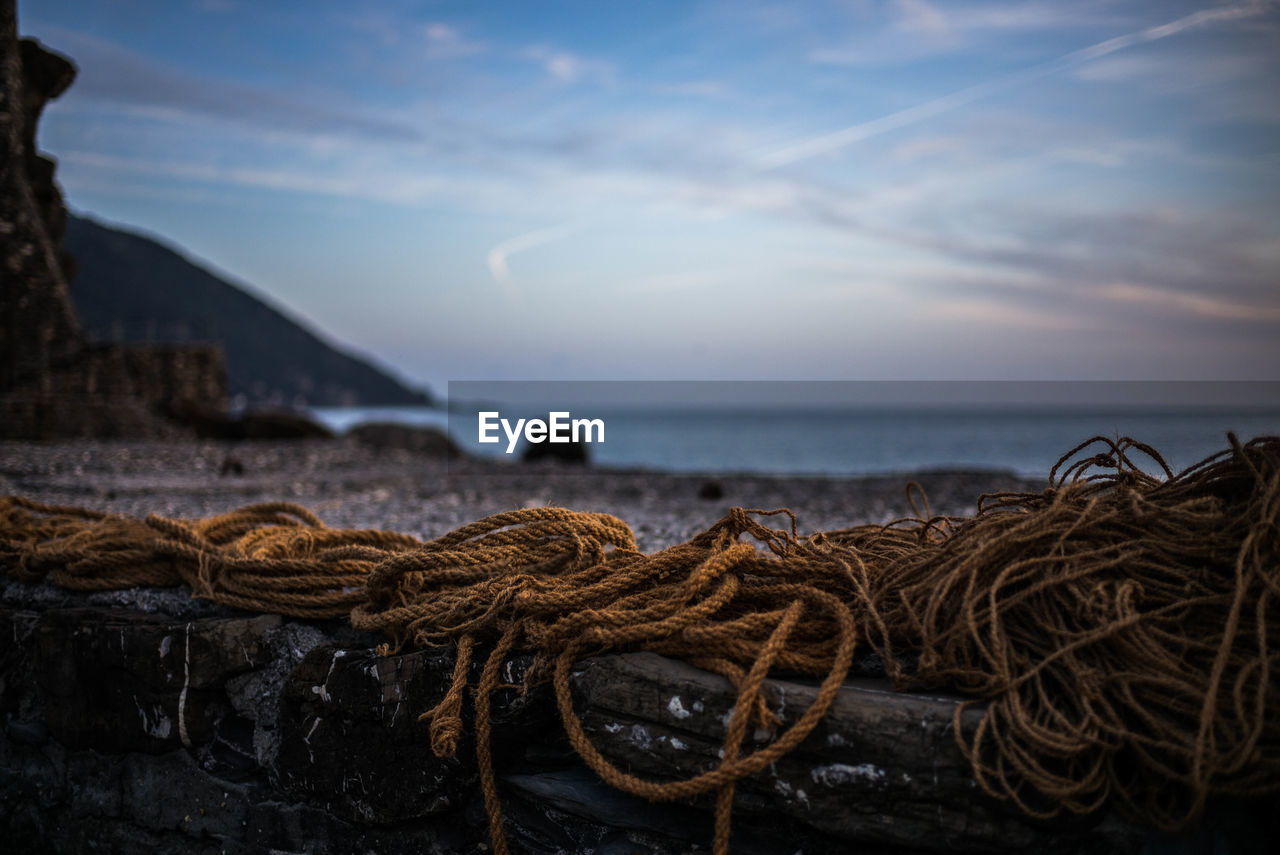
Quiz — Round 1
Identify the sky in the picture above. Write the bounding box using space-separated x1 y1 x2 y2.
19 0 1280 395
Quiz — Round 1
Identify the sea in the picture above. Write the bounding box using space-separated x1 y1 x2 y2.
310 402 1280 479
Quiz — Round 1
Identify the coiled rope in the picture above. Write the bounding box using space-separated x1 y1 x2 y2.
2 434 1277 854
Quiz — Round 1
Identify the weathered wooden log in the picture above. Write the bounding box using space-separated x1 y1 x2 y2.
569 652 1146 853
2 595 1273 853
32 607 280 753
275 642 560 824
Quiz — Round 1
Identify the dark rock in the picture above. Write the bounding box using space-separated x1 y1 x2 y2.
523 438 590 465
0 735 482 855
16 38 75 283
0 608 40 715
1 16 83 392
569 652 1145 852
238 409 333 440
33 608 280 752
0 386 179 440
501 765 921 855
0 15 230 440
697 479 724 500
174 404 245 440
16 38 73 140
275 643 467 822
178 406 332 440
502 767 714 853
349 421 462 457
276 642 555 824
5 719 47 745
0 583 1274 854
81 342 229 421
1 11 429 436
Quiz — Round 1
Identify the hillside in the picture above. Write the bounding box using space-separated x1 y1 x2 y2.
63 214 430 408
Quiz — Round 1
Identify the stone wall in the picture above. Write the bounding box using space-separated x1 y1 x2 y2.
1 343 231 439
3 580 1272 854
81 344 230 420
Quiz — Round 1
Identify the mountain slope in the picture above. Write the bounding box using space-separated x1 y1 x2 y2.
63 214 429 408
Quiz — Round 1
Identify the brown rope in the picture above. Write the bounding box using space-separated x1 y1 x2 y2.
0 496 421 617
2 434 1278 853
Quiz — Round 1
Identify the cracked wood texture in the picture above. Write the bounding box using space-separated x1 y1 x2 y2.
2 588 1274 852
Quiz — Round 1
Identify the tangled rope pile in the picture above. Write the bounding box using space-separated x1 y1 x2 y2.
2 434 1278 854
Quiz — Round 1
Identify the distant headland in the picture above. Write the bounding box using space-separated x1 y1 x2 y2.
64 213 431 410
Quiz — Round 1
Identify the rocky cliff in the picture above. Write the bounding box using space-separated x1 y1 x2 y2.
0 6 81 391
0 3 227 439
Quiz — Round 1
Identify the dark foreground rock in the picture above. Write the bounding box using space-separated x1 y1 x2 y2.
2 579 1275 854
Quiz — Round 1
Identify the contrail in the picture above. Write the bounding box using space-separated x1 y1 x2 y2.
486 222 579 286
756 2 1269 169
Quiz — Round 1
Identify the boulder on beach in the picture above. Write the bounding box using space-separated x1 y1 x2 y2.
522 437 590 465
347 422 462 457
177 405 334 441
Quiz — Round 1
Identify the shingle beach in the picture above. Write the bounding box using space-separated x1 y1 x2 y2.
0 439 1043 551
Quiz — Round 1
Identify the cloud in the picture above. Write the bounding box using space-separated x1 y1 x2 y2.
912 1 1129 35
40 4 1280 341
811 0 1130 66
1070 53 1160 82
926 294 1087 331
1065 2 1269 65
657 80 732 98
750 155 1280 340
522 45 613 85
1093 282 1280 324
888 134 974 163
766 2 1270 168
881 205 1280 332
61 151 448 204
423 23 486 60
31 23 422 143
1071 42 1280 121
895 0 949 37
629 270 730 294
482 117 1278 342
486 223 579 286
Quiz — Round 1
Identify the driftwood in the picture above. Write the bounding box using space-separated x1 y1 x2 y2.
7 589 1248 853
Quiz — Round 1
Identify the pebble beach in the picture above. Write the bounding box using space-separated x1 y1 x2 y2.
0 438 1043 551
